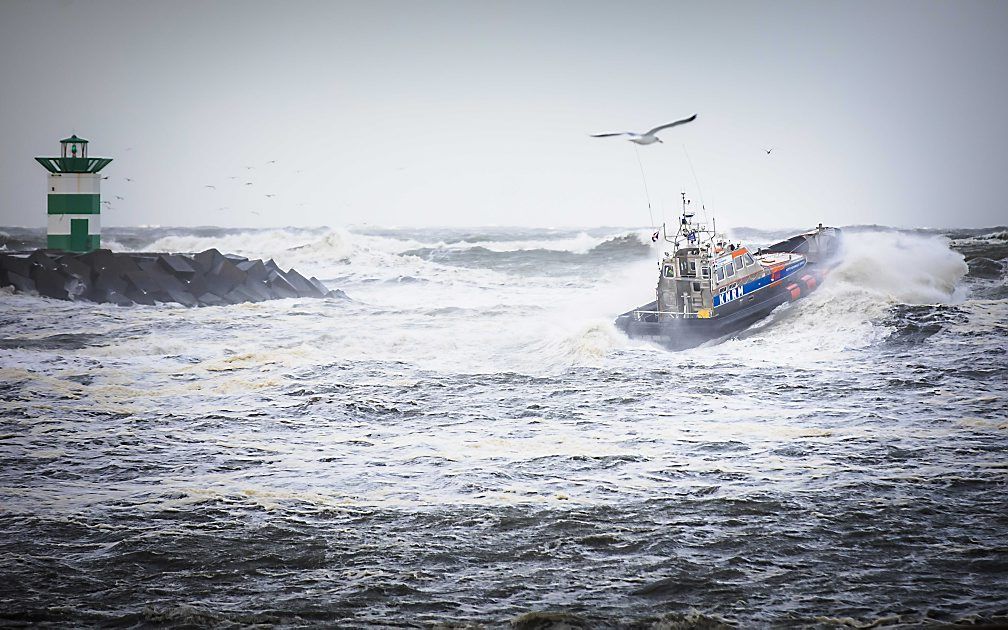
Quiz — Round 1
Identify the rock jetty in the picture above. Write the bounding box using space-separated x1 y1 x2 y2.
0 248 344 306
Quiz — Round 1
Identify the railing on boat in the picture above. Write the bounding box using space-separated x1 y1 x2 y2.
630 309 704 321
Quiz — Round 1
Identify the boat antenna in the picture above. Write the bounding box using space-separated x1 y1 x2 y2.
633 145 656 229
682 144 709 227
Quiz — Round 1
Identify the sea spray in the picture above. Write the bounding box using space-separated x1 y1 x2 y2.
831 230 968 304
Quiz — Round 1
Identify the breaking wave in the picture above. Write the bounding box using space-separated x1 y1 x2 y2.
100 227 653 282
829 230 968 304
131 227 355 264
0 228 42 252
402 232 652 274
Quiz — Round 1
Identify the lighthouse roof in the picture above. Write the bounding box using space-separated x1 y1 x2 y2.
60 134 88 144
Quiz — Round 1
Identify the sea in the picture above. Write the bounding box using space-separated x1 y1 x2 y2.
1 224 1006 627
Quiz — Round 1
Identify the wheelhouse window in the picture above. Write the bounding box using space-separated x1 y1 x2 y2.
743 253 754 266
716 267 725 282
701 267 710 279
734 257 744 271
663 265 675 278
724 263 735 278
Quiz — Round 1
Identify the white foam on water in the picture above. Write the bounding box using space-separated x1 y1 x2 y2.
0 225 973 377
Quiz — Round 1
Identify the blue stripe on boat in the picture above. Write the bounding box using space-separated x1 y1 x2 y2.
713 260 805 307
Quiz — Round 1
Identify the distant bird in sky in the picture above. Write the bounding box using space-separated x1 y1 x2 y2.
124 177 133 182
250 210 261 216
591 114 697 145
227 176 238 180
205 184 216 189
266 159 277 164
244 182 253 186
114 195 124 200
766 148 773 155
244 165 255 170
101 176 109 180
265 194 275 198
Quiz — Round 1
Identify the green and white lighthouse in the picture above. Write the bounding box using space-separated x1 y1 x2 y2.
35 135 112 252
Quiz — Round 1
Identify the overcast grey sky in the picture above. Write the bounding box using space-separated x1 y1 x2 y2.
1 0 1006 229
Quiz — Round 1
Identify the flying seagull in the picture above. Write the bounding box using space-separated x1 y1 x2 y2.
591 114 697 145
765 148 773 155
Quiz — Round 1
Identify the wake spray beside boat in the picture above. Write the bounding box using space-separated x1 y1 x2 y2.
615 192 842 350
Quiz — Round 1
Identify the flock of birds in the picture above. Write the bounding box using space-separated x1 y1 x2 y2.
100 158 306 217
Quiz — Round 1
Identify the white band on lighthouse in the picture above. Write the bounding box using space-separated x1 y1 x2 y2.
48 173 100 194
48 214 101 235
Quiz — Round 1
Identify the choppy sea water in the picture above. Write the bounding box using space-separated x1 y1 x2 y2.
1 224 1006 628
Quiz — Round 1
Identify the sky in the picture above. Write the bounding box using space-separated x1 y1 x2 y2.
0 0 1006 230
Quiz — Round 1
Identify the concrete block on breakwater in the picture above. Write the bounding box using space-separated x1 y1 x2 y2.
0 248 345 307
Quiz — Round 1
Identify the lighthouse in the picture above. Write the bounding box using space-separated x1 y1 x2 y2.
35 135 113 253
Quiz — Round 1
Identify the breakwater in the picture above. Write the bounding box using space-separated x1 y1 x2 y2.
0 248 344 306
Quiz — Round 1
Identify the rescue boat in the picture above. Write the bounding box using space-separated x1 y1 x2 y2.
615 193 842 350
